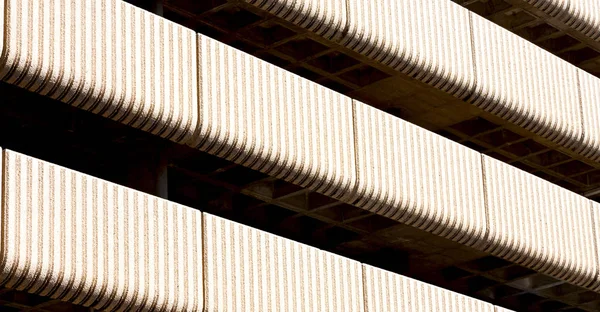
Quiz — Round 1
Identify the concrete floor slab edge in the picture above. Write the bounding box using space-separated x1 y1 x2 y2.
243 0 600 165
190 34 357 202
0 146 588 311
0 149 204 311
0 0 199 145
482 155 599 288
2 0 600 301
525 0 600 40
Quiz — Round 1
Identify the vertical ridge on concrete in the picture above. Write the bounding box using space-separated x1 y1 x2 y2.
482 155 598 288
204 213 365 312
192 34 356 200
351 101 487 248
591 201 600 291
0 0 4 59
0 0 198 144
362 265 495 312
470 13 584 149
0 150 203 311
577 69 600 161
526 0 600 40
245 0 347 42
341 0 474 98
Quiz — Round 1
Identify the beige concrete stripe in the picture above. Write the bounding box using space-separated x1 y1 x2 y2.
191 34 356 200
469 12 583 150
362 264 495 312
204 213 365 312
577 69 600 162
0 0 198 144
351 100 487 248
0 0 3 58
483 155 598 288
0 150 203 311
243 0 600 161
244 0 347 41
591 201 600 291
525 0 600 40
340 0 474 99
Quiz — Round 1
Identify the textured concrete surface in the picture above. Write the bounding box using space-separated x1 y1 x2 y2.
204 213 365 312
351 101 487 249
0 150 203 311
0 0 3 58
470 12 583 150
525 0 600 40
239 0 600 164
363 264 495 312
593 201 600 291
0 148 598 311
0 0 198 144
577 69 600 162
244 0 347 41
483 155 598 288
340 0 474 99
192 34 356 201
2 0 600 305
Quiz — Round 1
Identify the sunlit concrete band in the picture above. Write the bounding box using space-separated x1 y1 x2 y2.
2 0 600 299
0 150 204 311
0 0 198 144
0 148 515 312
525 0 600 40
244 0 600 163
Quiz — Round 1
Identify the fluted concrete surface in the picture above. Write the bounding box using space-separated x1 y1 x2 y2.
577 69 600 162
340 0 474 98
204 213 365 312
1 148 600 309
351 101 487 248
363 265 495 312
483 156 598 288
0 150 203 311
2 0 600 303
242 0 600 162
244 0 347 41
470 13 583 149
192 34 356 200
0 0 3 57
0 0 198 144
592 201 600 291
526 0 600 40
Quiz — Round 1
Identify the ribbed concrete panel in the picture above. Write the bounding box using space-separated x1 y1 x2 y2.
341 0 474 98
0 0 198 144
204 213 365 312
244 0 347 41
363 265 495 312
483 156 597 288
470 13 583 149
577 70 600 161
0 0 3 58
526 0 600 40
351 101 487 248
592 201 600 291
192 35 356 200
0 150 203 311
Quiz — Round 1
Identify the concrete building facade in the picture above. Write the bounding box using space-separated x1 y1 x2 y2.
0 0 600 311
